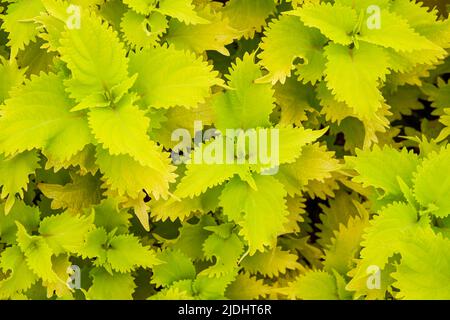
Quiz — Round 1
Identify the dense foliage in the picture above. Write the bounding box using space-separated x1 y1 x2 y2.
0 0 450 300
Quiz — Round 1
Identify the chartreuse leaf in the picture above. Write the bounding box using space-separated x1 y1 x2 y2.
438 108 450 142
274 77 315 126
204 222 235 239
121 10 167 49
0 0 45 58
150 269 237 300
34 0 71 52
148 279 194 300
150 194 203 222
0 72 92 161
0 57 25 103
225 273 271 300
346 145 421 198
0 201 40 245
358 9 443 53
349 258 397 300
276 143 341 196
167 216 216 260
323 214 369 275
86 267 136 300
129 45 222 109
317 190 361 247
346 203 430 298
193 270 237 299
282 196 307 234
42 254 73 299
101 1 129 30
387 46 446 77
393 228 450 299
70 0 105 7
359 203 425 271
151 249 196 287
287 2 357 46
15 38 58 78
274 127 329 165
106 234 160 272
221 0 276 39
88 94 166 167
386 85 424 119
389 0 450 49
80 227 108 266
175 126 327 200
44 144 98 175
286 271 340 300
81 228 160 273
93 198 131 234
293 45 328 85
241 246 301 278
258 15 327 84
0 246 38 299
59 10 130 103
220 175 289 254
174 144 247 198
38 211 95 255
423 78 450 112
95 147 177 200
202 228 244 277
157 0 208 25
39 0 113 55
16 223 61 283
413 146 450 218
166 5 238 55
0 150 40 214
304 176 341 200
148 101 215 149
123 0 157 15
324 42 389 118
38 173 103 213
213 52 275 131
117 193 150 231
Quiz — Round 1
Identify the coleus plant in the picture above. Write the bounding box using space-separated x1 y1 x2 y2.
0 0 449 300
